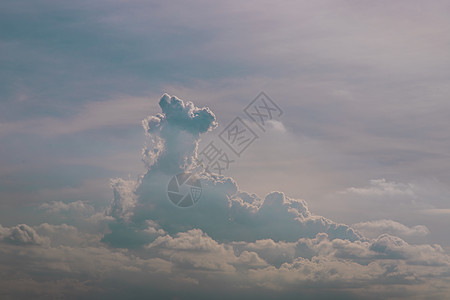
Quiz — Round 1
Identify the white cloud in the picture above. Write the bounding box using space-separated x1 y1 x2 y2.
352 220 430 239
104 95 362 245
266 120 286 133
3 94 450 299
141 93 217 174
369 234 449 266
343 179 415 197
108 178 138 221
147 229 266 272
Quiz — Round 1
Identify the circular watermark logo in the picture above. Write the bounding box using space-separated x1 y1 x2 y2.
167 172 202 208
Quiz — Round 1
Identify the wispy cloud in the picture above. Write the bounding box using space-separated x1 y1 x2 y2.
0 96 158 137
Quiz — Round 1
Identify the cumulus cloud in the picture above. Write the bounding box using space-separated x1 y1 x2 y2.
141 93 217 173
34 223 102 247
228 191 362 242
146 229 267 272
98 95 450 298
2 94 450 299
108 178 138 221
0 224 49 246
0 224 448 299
104 94 362 246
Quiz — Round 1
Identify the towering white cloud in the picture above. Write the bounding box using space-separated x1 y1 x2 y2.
104 94 362 245
141 93 217 173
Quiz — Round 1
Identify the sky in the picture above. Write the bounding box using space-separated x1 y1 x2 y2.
1 0 450 299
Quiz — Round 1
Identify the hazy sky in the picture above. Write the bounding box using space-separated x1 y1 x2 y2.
1 0 450 299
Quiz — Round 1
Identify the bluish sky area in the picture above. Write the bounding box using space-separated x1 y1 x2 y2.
1 1 450 299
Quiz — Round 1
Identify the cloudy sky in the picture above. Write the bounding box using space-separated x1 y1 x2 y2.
1 0 450 299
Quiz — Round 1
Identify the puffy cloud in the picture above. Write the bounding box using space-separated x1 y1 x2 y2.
104 95 362 247
0 238 174 299
108 178 138 221
6 94 450 299
157 94 217 135
369 234 449 266
229 191 362 242
141 94 217 174
0 223 101 248
147 229 266 272
0 221 449 299
0 224 49 246
34 223 102 247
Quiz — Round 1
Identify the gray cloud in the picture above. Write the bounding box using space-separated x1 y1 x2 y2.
0 224 49 246
0 222 449 299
